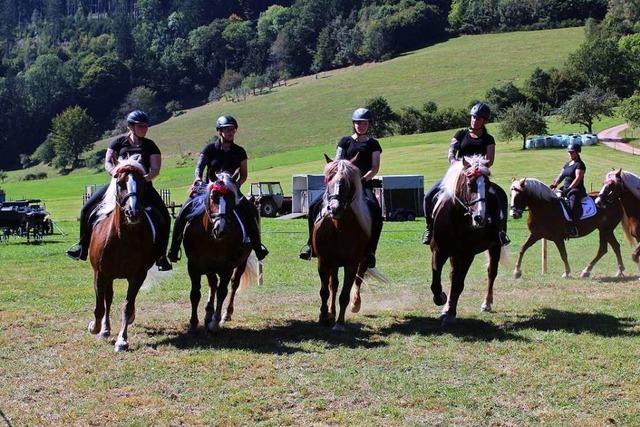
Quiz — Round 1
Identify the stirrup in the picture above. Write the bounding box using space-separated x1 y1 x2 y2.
498 231 511 246
156 256 173 271
422 228 432 245
255 244 269 261
167 246 181 263
66 244 87 261
299 245 312 260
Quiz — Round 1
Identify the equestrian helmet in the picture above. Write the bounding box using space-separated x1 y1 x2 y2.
352 108 372 121
470 103 491 120
567 142 582 153
127 110 149 125
216 115 238 130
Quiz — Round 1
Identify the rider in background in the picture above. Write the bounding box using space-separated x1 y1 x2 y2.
422 102 509 246
66 110 173 271
550 143 586 238
167 115 268 262
299 107 383 268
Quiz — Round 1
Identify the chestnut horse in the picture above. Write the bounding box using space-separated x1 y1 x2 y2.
596 169 640 270
183 173 259 333
88 156 157 352
312 157 372 331
429 156 506 326
510 178 624 279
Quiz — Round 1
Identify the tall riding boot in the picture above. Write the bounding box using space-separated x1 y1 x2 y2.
300 199 322 260
168 202 190 262
366 199 383 268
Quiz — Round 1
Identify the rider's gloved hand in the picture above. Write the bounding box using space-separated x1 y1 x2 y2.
190 179 203 195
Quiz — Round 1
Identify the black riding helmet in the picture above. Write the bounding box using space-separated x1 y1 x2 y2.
567 142 582 153
352 108 372 121
216 115 238 130
470 103 491 120
127 110 149 124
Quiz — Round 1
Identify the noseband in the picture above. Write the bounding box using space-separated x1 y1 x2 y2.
509 186 528 216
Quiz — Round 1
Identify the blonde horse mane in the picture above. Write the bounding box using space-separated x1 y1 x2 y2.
93 156 146 221
323 160 372 237
510 177 559 202
439 155 491 202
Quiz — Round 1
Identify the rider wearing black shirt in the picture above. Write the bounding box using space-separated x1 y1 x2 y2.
422 103 509 246
550 143 586 237
66 110 173 271
167 115 268 262
299 108 384 268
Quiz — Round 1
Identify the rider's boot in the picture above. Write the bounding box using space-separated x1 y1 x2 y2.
498 230 511 246
156 255 173 271
299 241 313 260
422 223 433 245
66 243 88 261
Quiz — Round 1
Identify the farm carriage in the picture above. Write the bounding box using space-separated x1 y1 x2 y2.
0 200 53 242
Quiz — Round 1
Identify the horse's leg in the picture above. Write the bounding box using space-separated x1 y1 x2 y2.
204 274 218 327
115 275 144 352
350 262 367 313
607 231 625 277
318 264 332 325
100 280 114 338
430 249 448 306
88 273 106 335
208 272 230 333
328 269 339 323
441 254 474 327
334 264 357 332
224 261 247 323
482 245 501 312
581 231 609 278
553 239 571 278
514 233 540 279
188 262 202 333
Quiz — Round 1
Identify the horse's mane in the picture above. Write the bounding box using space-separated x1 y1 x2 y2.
93 156 146 221
510 178 558 202
186 172 242 222
619 170 640 200
323 160 372 237
212 172 242 205
438 155 490 202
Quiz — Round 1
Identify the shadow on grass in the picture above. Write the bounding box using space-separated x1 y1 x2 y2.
509 308 638 337
380 315 527 342
594 275 640 283
147 318 387 354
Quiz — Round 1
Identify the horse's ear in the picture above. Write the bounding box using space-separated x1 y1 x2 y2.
350 151 360 164
511 176 516 182
324 153 333 163
520 178 526 187
462 157 470 168
616 168 622 177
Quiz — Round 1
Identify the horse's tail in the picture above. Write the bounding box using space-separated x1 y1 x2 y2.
239 251 261 290
484 246 511 269
365 267 390 284
621 208 635 246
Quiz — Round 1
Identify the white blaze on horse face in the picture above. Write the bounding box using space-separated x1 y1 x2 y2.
474 176 487 227
126 174 138 215
218 196 227 216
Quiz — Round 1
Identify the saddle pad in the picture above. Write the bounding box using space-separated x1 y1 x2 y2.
560 196 597 221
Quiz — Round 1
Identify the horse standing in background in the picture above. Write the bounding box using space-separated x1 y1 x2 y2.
312 156 372 331
182 173 259 333
88 156 157 352
596 169 640 271
511 177 624 279
429 156 506 326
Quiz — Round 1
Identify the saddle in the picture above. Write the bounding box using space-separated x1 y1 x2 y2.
559 196 597 221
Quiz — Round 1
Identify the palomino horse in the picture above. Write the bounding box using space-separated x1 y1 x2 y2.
511 178 624 279
313 156 372 331
596 169 640 269
88 156 157 352
430 156 506 326
182 173 259 333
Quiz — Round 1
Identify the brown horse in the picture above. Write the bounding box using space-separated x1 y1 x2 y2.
182 173 259 333
88 157 157 352
312 156 372 331
429 156 506 326
596 169 640 269
510 177 624 279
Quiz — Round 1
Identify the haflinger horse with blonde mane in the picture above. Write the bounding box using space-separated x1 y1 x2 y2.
510 177 624 279
429 155 507 326
312 155 376 331
88 156 158 352
182 173 259 333
596 169 640 270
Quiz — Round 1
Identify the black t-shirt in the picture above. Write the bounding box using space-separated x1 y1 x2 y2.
109 135 161 173
560 158 587 194
200 140 248 181
449 129 495 161
336 136 383 177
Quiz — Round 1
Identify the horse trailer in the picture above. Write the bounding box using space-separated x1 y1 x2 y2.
373 175 425 221
292 174 326 214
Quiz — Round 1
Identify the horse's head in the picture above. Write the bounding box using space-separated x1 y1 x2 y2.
112 160 146 223
323 159 360 220
460 156 491 228
596 169 623 208
509 178 528 219
205 174 238 239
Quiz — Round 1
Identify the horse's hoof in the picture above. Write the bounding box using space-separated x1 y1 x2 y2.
114 340 129 352
99 330 111 339
206 321 220 333
513 270 522 279
318 313 334 326
481 302 492 313
616 270 625 278
350 299 361 313
562 272 571 279
88 320 100 335
439 314 456 327
331 324 346 333
580 270 591 278
433 292 447 306
221 313 232 323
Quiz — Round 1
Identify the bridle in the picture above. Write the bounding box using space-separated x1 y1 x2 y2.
509 185 529 217
205 181 234 223
454 168 487 216
325 174 356 210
